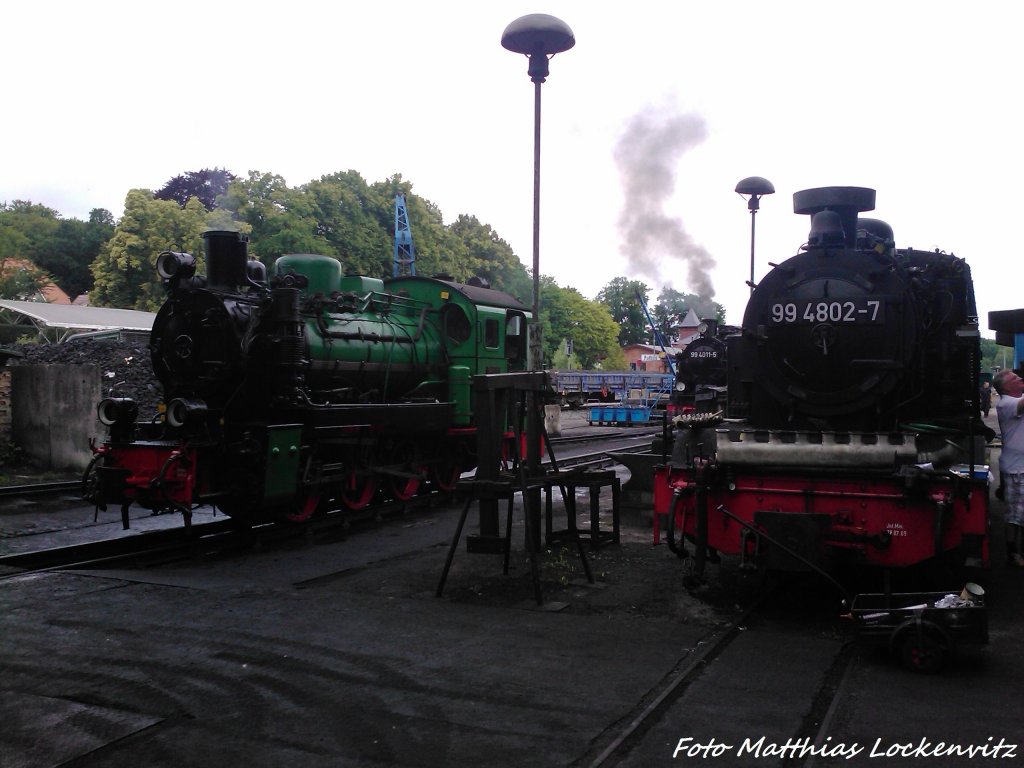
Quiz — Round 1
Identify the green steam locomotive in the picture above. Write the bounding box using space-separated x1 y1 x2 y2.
87 231 530 523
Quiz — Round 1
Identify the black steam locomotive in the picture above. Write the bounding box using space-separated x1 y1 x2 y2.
87 231 530 524
728 186 980 432
656 186 989 582
668 318 735 417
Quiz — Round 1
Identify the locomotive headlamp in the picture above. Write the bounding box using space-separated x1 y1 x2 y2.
97 397 139 426
156 250 197 281
166 398 208 428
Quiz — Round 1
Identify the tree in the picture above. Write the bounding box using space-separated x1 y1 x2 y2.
0 217 28 261
653 287 725 342
0 201 60 269
0 201 113 299
449 214 531 300
596 277 653 346
44 209 116 298
540 280 622 369
981 337 1012 375
90 190 209 310
0 255 50 300
155 168 237 210
306 171 392 275
369 175 476 281
222 171 349 270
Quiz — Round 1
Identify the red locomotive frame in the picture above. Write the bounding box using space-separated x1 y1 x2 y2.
654 462 988 572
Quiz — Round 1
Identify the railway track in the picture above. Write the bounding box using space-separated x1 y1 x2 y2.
574 572 859 767
0 427 658 502
0 434 652 577
0 478 80 500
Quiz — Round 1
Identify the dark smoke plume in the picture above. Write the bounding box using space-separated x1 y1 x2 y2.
614 107 715 298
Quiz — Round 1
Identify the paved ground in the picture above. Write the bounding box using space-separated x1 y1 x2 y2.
2 409 1022 767
1 470 748 768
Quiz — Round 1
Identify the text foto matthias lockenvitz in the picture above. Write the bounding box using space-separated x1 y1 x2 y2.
673 736 1018 760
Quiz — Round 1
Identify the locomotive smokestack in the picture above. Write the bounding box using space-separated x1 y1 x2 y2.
793 186 875 249
204 230 249 290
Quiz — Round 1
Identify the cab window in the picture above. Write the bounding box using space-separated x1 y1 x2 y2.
443 305 472 344
506 312 526 364
484 318 500 349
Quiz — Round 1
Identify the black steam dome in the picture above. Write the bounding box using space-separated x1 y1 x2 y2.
794 187 875 249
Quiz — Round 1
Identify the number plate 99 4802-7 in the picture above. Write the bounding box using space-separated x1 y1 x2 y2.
770 299 884 324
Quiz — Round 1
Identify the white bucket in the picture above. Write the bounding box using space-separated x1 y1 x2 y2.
960 582 985 602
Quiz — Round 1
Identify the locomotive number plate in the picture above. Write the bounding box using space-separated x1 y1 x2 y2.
769 299 884 324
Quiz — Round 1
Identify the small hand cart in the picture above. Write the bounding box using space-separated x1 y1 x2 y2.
850 590 988 673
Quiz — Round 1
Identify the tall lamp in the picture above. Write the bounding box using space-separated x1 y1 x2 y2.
735 176 775 292
502 14 574 550
501 14 575 369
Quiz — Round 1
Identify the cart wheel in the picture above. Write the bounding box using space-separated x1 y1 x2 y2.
899 632 946 673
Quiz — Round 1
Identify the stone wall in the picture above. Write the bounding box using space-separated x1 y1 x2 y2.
10 364 102 470
0 370 11 445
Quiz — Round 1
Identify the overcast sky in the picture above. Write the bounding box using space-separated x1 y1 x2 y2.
3 1 1020 338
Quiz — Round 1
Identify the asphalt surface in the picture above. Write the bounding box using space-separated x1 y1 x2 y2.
2 411 1022 767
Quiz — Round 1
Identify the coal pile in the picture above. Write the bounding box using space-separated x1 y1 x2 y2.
11 339 164 418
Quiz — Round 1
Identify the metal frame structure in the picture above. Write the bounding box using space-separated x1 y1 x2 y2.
0 300 155 343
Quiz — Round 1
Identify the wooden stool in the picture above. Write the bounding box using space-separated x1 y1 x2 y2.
546 469 620 548
437 475 593 605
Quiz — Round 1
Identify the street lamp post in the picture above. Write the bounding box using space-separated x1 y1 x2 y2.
502 14 574 551
501 14 575 369
735 176 775 292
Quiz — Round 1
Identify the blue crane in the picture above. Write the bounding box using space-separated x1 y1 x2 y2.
636 290 676 376
393 194 417 277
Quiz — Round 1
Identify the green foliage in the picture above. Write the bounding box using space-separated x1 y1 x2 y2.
218 171 530 295
1 201 114 298
0 202 58 291
449 214 531 300
90 191 210 310
653 287 725 341
0 255 50 300
540 280 622 369
9 168 530 310
0 217 29 259
596 277 653 346
981 336 1012 374
155 168 236 210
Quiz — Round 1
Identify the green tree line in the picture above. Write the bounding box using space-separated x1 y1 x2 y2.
3 167 728 368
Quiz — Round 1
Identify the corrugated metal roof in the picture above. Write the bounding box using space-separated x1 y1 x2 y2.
0 299 156 331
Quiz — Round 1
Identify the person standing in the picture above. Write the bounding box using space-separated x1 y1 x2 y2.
980 380 993 418
993 369 1024 566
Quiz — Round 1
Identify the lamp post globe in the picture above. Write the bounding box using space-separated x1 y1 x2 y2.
735 176 775 292
501 14 575 369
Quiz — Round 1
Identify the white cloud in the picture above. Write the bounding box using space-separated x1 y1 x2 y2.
2 0 1020 335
